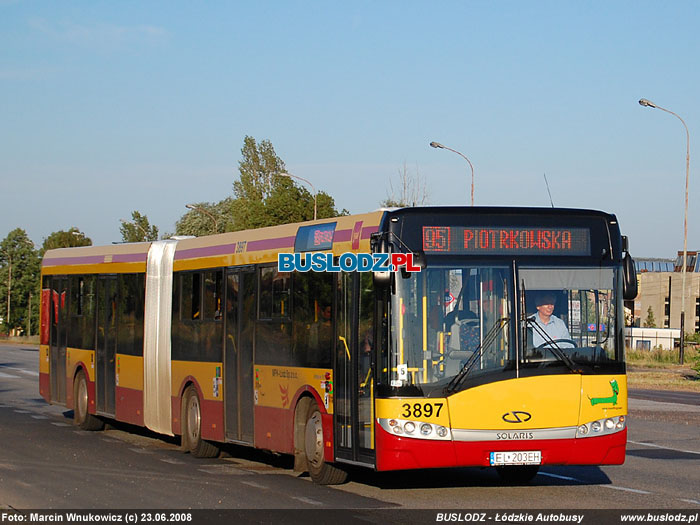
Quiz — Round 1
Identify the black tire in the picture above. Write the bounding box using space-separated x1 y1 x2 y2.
304 402 347 485
496 465 540 484
180 385 219 458
73 370 104 431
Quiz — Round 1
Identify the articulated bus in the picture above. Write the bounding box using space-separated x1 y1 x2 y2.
40 207 637 484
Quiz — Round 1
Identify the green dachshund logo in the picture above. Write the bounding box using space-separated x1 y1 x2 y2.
589 379 619 406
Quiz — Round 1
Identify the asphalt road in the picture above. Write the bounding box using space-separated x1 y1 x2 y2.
1 343 698 514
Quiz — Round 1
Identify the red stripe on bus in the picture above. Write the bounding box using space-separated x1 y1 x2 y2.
116 386 144 427
375 424 627 471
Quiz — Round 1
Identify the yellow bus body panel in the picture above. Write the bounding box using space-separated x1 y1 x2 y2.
66 348 95 382
254 364 333 413
171 361 223 401
447 375 582 430
39 344 50 374
116 354 143 390
375 398 451 427
579 374 627 422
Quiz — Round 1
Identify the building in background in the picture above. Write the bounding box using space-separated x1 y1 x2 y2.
632 252 700 335
625 327 681 351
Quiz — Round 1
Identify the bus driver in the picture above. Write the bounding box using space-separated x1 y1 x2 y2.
531 292 572 348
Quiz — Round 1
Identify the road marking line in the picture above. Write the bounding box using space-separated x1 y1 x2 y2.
13 410 30 414
538 472 582 482
31 415 48 419
128 448 153 454
291 496 323 506
540 472 652 495
602 485 651 495
160 458 186 465
629 440 700 456
0 372 20 378
681 499 700 506
240 481 268 489
6 367 39 376
51 423 71 427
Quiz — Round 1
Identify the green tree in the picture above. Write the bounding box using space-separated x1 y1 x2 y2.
0 229 40 335
41 227 92 254
643 306 656 328
120 211 159 242
230 136 345 231
175 198 235 237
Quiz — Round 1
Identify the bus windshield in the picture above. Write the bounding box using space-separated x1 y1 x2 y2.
384 265 514 390
520 267 619 366
382 264 621 393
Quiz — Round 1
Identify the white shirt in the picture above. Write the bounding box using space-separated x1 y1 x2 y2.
531 313 572 348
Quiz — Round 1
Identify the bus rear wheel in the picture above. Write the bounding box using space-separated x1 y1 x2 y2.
496 465 540 484
180 385 219 458
73 370 104 431
304 402 347 485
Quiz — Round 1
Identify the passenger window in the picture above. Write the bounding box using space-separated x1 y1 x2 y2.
182 272 202 321
259 267 290 319
204 270 223 321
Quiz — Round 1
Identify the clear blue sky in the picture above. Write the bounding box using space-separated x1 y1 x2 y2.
1 1 698 257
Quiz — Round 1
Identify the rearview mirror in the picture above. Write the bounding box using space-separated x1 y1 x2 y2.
623 252 638 300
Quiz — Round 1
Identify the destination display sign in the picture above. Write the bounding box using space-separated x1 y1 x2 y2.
422 226 591 256
294 222 337 252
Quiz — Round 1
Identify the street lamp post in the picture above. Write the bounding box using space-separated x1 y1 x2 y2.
279 173 317 220
5 251 11 334
639 98 691 364
184 205 219 234
430 141 475 206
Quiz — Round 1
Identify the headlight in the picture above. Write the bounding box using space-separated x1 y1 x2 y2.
377 418 451 441
577 416 626 439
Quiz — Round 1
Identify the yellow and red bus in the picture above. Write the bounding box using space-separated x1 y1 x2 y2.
40 207 637 484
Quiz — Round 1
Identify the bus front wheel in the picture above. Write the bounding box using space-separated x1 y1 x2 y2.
73 370 104 431
304 402 347 485
180 385 219 458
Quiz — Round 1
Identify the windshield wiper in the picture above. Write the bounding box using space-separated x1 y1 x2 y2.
524 316 581 373
444 317 510 394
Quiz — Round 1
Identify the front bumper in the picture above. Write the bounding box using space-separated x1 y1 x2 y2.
375 422 626 471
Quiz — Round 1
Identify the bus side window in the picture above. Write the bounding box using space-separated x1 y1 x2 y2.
293 271 332 367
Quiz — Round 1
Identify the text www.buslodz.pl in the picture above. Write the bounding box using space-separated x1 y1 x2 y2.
278 252 422 272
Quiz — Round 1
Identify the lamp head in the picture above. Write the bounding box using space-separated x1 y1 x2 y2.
429 141 444 149
639 98 656 108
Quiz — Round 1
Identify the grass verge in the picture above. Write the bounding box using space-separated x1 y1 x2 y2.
627 346 700 392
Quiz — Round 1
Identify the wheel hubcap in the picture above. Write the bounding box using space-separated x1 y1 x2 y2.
304 411 324 467
78 378 88 419
187 395 200 443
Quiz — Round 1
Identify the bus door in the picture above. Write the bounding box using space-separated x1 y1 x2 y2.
224 267 255 444
334 272 375 466
96 276 117 416
49 277 68 403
